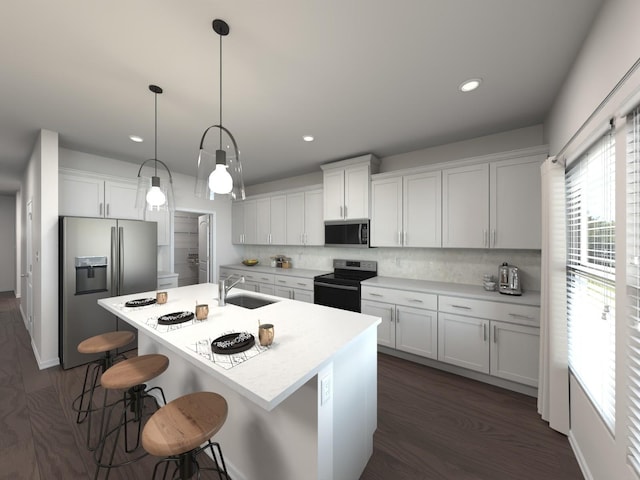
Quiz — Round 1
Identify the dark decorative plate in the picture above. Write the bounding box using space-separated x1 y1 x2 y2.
211 332 255 355
125 298 157 307
157 311 194 325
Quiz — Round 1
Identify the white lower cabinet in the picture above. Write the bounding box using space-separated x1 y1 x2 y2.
437 313 490 373
437 295 540 387
361 286 438 360
273 275 314 303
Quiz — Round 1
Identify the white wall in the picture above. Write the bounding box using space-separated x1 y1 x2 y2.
21 129 59 368
545 0 640 479
0 195 16 292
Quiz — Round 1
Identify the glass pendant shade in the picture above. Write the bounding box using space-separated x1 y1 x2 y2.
135 84 175 212
194 19 246 202
136 162 175 212
195 124 245 200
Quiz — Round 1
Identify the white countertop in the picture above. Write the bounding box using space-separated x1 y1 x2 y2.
221 264 330 279
363 276 541 306
98 283 380 411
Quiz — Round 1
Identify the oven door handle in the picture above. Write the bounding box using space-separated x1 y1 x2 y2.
314 281 359 291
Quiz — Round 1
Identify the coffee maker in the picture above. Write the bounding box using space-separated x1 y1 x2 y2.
498 262 522 295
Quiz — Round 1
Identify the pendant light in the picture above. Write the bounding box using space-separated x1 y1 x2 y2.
195 19 246 201
136 84 175 211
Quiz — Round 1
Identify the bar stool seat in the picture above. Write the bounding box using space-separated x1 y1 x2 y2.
94 354 169 479
73 331 135 451
77 331 135 355
142 392 230 479
101 354 169 390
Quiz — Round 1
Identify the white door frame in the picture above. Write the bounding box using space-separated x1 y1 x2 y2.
174 209 217 284
26 199 33 335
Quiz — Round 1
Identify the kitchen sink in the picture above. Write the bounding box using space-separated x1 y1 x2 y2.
225 295 278 309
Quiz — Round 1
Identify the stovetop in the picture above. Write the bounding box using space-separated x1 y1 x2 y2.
314 259 377 285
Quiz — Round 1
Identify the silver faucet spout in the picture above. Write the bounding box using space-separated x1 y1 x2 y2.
218 274 245 306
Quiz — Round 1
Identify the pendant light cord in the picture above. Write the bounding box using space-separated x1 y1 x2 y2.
219 31 223 150
154 90 158 176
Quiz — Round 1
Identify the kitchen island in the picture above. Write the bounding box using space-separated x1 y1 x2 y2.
98 283 380 480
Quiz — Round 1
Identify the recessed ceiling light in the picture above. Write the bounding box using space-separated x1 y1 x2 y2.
303 135 314 142
459 78 482 92
129 135 144 143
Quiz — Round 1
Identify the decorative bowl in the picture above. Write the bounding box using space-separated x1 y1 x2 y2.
242 259 259 266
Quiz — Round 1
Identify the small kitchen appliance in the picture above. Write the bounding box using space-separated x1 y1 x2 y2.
498 262 522 295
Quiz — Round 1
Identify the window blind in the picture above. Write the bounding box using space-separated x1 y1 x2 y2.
627 106 640 473
566 128 616 432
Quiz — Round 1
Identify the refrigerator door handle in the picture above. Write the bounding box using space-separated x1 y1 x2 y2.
118 227 124 293
111 226 117 293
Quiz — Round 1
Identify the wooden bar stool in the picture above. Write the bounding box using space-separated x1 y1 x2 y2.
94 353 169 480
73 330 135 450
142 391 230 480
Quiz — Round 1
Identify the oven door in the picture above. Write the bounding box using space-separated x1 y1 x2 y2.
313 279 361 312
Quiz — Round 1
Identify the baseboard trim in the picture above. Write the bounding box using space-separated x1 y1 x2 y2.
568 430 594 480
30 338 60 370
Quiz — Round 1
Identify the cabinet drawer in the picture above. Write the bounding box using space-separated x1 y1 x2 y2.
361 286 437 310
242 272 275 284
439 295 539 326
157 277 178 289
274 275 313 291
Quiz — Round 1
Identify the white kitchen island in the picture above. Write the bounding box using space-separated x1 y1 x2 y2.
98 283 380 480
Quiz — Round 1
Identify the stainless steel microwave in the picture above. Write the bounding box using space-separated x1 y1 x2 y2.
324 220 370 247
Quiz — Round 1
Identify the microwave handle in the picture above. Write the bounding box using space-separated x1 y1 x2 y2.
358 223 362 244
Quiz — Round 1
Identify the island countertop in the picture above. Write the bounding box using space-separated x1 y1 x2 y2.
98 283 381 412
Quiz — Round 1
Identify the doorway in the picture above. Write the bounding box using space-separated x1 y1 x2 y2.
173 210 216 287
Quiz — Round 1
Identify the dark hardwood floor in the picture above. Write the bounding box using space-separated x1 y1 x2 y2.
0 291 582 479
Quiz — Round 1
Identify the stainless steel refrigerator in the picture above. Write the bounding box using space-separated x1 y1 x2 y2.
59 216 157 369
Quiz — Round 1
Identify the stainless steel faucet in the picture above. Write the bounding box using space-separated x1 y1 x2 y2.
218 274 245 306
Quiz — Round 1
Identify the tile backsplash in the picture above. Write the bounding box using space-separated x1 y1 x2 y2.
240 246 541 291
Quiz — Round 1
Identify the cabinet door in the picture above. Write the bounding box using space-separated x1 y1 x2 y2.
270 195 287 245
490 156 543 249
59 173 104 217
396 306 438 359
304 190 324 246
362 300 395 348
105 181 143 219
286 192 305 245
145 209 170 246
344 164 370 219
442 163 489 248
243 200 258 244
231 202 244 244
274 286 293 299
404 171 442 247
323 169 345 220
293 288 313 304
258 283 275 296
437 313 489 373
371 177 402 247
490 321 539 387
256 198 271 245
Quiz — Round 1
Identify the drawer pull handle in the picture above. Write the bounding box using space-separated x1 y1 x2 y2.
408 298 423 303
369 293 383 297
451 304 471 310
297 283 306 286
277 280 286 283
508 313 534 320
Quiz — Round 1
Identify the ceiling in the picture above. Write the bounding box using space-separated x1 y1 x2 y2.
0 0 603 195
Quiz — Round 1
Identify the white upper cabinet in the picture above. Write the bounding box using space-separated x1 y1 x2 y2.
442 163 489 248
303 189 324 246
442 151 544 249
321 154 380 221
256 197 272 245
59 171 142 220
231 201 244 244
489 155 542 249
371 171 441 247
242 199 258 245
256 195 287 245
285 189 324 246
371 176 403 247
